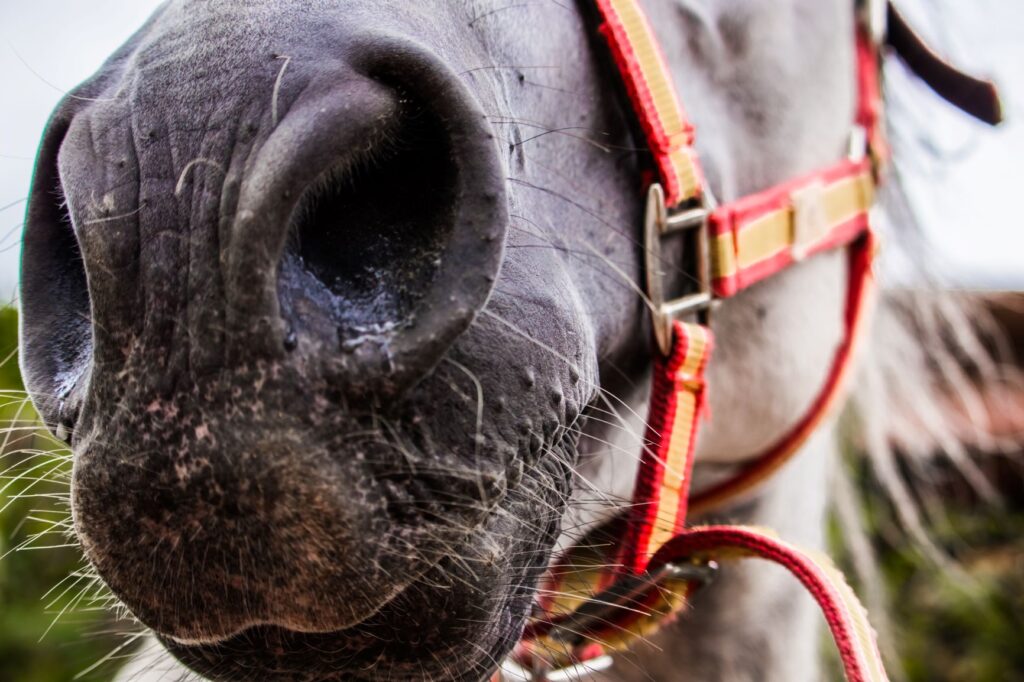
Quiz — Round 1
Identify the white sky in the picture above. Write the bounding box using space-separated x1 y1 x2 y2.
889 0 1024 289
0 0 1021 302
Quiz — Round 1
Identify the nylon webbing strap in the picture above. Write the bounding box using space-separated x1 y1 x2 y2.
621 321 712 574
593 0 703 206
708 160 875 298
690 229 877 514
509 0 891 679
508 1 1004 680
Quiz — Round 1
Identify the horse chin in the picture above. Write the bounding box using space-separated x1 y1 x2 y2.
158 585 525 682
149 478 554 682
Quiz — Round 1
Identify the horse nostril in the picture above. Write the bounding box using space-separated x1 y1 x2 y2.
273 52 508 397
286 93 458 333
19 114 93 437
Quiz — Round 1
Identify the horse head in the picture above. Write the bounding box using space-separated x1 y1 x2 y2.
20 1 874 679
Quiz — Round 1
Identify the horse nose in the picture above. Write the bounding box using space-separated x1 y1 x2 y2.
20 38 509 644
228 49 507 397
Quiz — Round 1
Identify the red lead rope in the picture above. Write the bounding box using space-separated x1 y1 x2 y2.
650 526 889 682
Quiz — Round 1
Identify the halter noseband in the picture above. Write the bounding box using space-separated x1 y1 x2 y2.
499 1 1001 680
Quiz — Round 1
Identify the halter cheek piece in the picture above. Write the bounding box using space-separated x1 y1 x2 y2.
495 1 1002 680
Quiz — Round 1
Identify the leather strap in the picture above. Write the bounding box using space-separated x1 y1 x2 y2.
886 3 1003 126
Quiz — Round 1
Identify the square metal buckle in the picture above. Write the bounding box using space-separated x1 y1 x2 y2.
644 183 714 355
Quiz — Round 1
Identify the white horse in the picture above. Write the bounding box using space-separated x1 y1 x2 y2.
11 0 1011 680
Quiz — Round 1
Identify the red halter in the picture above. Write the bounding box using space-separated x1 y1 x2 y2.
500 1 1001 680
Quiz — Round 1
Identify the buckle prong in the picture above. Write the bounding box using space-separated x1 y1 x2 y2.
663 205 710 234
644 183 715 355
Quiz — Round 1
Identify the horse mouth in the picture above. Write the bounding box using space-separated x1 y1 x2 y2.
159 587 522 682
157 575 412 648
160 623 383 676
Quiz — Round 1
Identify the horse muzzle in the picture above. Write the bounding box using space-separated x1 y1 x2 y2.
22 28 509 659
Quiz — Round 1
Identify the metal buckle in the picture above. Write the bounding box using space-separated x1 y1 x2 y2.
499 655 614 682
644 183 714 355
546 560 718 647
499 561 718 681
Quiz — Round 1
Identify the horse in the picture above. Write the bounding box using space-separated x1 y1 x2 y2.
14 0 1005 680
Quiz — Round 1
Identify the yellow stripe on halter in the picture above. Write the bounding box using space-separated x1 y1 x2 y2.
710 168 874 281
710 231 738 280
605 0 702 205
606 0 685 138
668 147 702 204
642 324 709 560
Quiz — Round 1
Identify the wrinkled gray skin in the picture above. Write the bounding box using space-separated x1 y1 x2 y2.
20 0 857 680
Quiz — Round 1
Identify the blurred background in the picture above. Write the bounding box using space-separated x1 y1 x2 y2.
0 1 1021 680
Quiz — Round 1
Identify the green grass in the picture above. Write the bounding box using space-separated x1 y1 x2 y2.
0 306 126 681
829 455 1024 682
